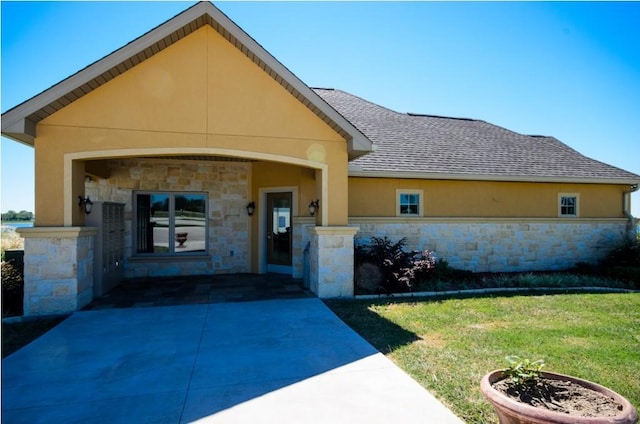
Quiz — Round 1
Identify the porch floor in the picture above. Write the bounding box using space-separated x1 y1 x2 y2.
82 273 312 310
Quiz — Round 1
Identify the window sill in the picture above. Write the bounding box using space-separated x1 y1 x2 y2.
129 254 211 263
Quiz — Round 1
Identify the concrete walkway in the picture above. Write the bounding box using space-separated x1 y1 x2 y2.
2 298 463 423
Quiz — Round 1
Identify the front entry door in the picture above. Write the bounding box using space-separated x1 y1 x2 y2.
266 192 292 274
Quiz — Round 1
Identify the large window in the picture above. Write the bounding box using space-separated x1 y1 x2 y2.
558 193 579 217
135 192 207 255
396 189 423 216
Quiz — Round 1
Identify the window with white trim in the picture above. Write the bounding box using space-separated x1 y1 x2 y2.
558 193 579 217
396 189 423 216
134 192 207 255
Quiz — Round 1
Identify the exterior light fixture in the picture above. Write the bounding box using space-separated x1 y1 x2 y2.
78 195 94 215
246 201 256 216
308 199 319 216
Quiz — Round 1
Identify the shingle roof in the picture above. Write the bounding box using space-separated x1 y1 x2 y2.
314 88 639 184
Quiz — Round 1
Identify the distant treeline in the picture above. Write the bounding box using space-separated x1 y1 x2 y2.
1 210 34 222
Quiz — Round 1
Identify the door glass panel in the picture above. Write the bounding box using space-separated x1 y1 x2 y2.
267 193 292 266
174 194 206 253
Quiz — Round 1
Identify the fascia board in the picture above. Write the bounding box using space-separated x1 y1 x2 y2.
347 169 640 185
212 6 374 156
1 118 36 146
1 3 212 144
2 2 374 156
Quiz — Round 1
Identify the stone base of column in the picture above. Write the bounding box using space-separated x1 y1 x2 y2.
307 226 359 298
17 227 97 316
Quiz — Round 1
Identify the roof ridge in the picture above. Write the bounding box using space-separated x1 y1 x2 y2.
324 89 405 116
406 113 477 122
528 134 583 155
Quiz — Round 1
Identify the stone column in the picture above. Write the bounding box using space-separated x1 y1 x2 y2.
307 226 359 298
17 227 97 316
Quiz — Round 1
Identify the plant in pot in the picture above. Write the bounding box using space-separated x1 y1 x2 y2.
480 355 638 424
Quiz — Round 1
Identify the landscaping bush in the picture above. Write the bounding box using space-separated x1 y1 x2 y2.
605 266 640 287
354 236 436 294
2 259 24 317
418 258 475 290
354 234 637 296
1 227 24 260
604 235 640 266
575 235 640 289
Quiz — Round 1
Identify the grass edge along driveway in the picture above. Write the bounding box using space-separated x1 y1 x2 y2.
326 293 640 424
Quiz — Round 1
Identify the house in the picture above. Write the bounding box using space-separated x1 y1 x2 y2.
2 2 638 316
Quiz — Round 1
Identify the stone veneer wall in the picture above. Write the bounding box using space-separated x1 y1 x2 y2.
291 217 316 280
19 228 96 316
351 218 628 273
86 158 250 278
308 227 358 297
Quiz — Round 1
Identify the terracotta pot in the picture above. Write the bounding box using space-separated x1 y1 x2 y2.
480 370 638 424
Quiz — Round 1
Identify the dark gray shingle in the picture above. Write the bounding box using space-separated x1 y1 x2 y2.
314 88 639 182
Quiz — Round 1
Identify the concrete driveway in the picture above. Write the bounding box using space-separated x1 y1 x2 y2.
2 298 463 423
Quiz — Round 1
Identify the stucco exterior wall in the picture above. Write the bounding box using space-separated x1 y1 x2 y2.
33 25 349 227
251 162 317 216
86 158 251 278
250 162 319 272
351 218 628 273
349 177 627 218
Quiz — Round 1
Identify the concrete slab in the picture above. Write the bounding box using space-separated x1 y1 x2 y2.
2 298 463 423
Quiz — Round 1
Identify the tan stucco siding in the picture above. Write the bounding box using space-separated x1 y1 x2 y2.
33 138 65 226
251 162 316 212
40 27 344 143
349 177 627 218
34 25 348 226
250 162 314 272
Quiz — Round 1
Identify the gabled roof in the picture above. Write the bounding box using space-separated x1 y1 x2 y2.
315 88 640 184
0 2 373 160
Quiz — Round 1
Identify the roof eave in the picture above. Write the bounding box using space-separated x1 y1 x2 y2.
347 136 375 160
1 118 36 146
1 2 374 157
205 4 373 156
2 3 215 146
347 168 640 185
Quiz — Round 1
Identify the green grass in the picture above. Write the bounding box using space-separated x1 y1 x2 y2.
326 293 640 424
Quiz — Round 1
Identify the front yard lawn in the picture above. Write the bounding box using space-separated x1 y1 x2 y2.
326 293 640 424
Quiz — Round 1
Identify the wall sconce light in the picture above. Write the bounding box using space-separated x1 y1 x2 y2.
78 195 94 215
246 201 256 216
308 199 319 216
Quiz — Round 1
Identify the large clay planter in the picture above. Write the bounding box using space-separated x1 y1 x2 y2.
481 370 638 424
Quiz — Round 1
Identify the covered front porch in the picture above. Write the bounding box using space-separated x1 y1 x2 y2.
18 151 359 316
7 2 371 316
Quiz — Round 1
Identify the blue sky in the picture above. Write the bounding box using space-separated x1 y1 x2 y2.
2 1 639 216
